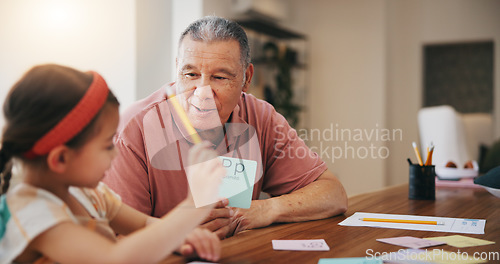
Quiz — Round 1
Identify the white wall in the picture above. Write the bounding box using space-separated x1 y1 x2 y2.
386 0 500 187
288 0 500 196
203 0 234 18
420 0 500 138
0 0 136 189
136 0 172 100
290 0 388 196
385 0 423 188
0 0 136 132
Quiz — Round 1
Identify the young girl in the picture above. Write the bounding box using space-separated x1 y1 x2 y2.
0 64 225 263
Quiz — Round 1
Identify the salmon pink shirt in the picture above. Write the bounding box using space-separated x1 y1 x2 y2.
103 85 327 217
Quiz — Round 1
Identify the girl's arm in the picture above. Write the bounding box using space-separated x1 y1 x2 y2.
109 202 219 260
30 199 218 264
108 202 154 236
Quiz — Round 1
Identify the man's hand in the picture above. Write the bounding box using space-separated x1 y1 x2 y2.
199 169 347 238
227 199 275 236
179 227 221 262
228 170 347 236
200 199 234 239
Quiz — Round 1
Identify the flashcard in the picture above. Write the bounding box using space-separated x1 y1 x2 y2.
218 156 257 208
272 239 330 251
376 236 446 249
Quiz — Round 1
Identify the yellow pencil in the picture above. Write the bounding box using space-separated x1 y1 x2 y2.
428 146 434 165
360 218 444 225
412 142 424 166
425 144 434 166
165 87 202 144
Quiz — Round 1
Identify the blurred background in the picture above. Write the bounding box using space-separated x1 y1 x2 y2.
1 0 499 196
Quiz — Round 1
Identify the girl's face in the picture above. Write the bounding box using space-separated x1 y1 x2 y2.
65 104 119 188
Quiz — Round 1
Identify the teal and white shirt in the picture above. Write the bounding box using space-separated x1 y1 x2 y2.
0 182 122 264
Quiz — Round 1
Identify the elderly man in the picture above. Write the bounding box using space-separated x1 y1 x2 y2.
104 16 347 239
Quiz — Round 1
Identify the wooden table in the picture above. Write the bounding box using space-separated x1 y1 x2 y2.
162 184 500 263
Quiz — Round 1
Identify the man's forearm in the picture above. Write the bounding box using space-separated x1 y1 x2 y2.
268 169 347 223
229 169 347 234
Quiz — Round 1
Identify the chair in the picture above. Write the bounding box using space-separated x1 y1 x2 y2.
417 105 493 168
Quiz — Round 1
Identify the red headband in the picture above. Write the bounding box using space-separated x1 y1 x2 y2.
24 71 110 159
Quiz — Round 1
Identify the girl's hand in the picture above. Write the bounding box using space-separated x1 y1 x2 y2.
179 227 221 262
185 141 225 208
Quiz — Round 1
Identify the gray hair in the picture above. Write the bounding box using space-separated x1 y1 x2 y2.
179 16 251 68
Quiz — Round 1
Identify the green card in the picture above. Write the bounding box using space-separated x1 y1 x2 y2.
218 156 257 208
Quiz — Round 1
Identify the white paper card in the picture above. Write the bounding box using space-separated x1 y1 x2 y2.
376 236 446 249
272 239 330 251
339 212 486 234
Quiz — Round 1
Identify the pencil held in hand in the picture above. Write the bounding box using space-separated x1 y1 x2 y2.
164 85 202 144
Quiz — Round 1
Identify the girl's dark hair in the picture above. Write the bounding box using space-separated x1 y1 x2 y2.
1 64 119 194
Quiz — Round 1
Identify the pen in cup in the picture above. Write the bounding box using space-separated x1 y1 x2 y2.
412 142 424 166
408 143 436 200
425 143 434 166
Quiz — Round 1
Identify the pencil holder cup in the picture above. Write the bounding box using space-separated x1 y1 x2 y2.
409 164 435 200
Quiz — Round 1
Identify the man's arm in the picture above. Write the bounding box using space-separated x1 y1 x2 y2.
228 169 347 235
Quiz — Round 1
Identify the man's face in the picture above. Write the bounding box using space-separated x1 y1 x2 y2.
175 36 252 131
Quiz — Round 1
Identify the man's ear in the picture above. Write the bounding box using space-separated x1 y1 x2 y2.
46 145 71 174
242 63 254 93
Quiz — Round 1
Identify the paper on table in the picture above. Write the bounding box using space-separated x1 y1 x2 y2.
435 177 482 189
376 236 446 249
318 257 382 264
424 235 495 248
339 212 486 234
272 239 330 251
